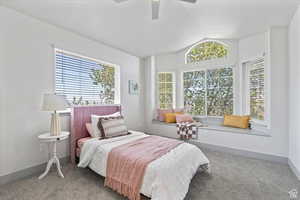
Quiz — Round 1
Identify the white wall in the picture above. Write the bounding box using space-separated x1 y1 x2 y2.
0 25 5 176
144 30 289 157
269 27 289 156
239 33 267 62
0 6 144 176
143 56 157 131
288 5 300 174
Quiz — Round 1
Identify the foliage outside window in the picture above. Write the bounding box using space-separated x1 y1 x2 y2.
90 66 115 104
184 71 206 115
186 41 228 64
183 68 233 116
158 72 175 109
55 49 116 106
248 58 265 121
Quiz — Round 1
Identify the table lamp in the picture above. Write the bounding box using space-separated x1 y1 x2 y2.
42 94 69 136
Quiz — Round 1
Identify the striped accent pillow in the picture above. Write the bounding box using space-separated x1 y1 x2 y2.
91 112 121 138
97 116 128 139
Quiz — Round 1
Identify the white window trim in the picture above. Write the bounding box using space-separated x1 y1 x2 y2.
156 72 176 109
241 55 269 128
53 47 121 105
180 65 235 118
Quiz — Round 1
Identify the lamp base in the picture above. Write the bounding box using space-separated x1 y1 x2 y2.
50 112 61 136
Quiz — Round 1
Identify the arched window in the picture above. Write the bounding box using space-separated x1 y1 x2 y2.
185 40 228 64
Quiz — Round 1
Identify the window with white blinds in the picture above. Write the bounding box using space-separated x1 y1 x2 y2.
244 57 265 121
55 49 118 106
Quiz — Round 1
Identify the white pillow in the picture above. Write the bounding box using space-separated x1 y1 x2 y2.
91 112 121 138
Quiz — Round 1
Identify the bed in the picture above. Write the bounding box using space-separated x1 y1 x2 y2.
71 105 210 200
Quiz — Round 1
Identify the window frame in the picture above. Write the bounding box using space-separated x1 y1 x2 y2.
241 56 267 125
156 72 176 109
184 39 229 64
181 65 235 118
53 48 121 106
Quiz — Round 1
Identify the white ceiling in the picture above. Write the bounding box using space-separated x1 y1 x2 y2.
1 0 299 57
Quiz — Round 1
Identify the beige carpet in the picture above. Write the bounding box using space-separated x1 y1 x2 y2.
0 148 299 200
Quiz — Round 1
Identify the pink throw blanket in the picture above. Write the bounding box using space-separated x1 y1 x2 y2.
105 135 183 200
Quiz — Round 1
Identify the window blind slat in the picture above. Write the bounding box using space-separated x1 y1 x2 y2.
55 49 115 105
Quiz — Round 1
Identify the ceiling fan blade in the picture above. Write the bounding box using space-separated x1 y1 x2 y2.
180 0 197 3
152 0 160 20
113 0 128 3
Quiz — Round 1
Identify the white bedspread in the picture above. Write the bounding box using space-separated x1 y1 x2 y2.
78 131 209 200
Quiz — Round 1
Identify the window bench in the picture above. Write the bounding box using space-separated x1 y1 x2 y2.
151 120 270 137
197 124 270 137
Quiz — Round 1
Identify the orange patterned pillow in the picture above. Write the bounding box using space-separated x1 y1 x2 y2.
164 113 177 123
174 112 184 115
223 115 250 129
157 109 173 122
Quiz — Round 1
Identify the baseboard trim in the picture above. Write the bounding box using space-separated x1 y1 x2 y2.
0 156 70 186
189 140 288 164
288 159 300 180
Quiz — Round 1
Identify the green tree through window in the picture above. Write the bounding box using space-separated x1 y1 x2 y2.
184 71 206 115
183 68 233 116
186 41 228 64
90 65 115 104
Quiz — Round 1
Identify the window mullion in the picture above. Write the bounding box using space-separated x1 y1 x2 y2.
217 69 220 117
205 69 208 117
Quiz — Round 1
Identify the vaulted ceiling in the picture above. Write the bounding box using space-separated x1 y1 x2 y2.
0 0 299 57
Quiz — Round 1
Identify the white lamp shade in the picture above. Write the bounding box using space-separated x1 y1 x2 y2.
42 94 69 111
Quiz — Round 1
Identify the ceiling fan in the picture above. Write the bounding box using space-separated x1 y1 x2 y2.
113 0 197 20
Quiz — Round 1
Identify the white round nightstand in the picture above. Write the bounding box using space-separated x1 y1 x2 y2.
38 131 70 179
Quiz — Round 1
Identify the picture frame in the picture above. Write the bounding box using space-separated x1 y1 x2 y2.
128 80 139 95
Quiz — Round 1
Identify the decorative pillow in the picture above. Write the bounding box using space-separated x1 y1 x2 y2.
174 112 184 115
85 123 93 136
91 112 121 138
97 116 128 139
157 109 173 122
164 113 177 123
223 115 250 129
176 114 194 123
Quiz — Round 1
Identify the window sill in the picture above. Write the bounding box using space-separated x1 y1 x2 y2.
152 120 177 126
151 120 270 137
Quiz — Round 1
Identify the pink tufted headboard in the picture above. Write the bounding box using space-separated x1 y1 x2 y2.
70 105 121 163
